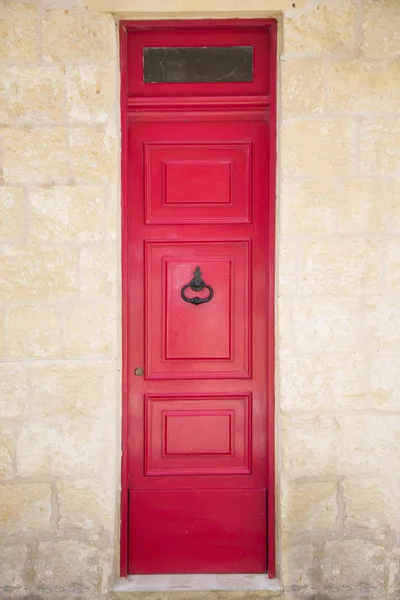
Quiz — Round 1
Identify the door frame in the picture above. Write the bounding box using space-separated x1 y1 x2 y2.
119 18 277 578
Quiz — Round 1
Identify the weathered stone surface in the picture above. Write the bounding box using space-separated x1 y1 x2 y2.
0 425 15 479
362 0 400 58
280 353 367 412
277 297 293 354
17 418 115 478
2 128 69 184
0 544 29 596
280 179 338 234
281 120 354 177
65 65 115 123
281 58 323 115
70 128 118 182
35 539 100 594
0 187 24 241
0 1 36 62
0 483 52 533
41 9 116 62
282 481 337 536
28 186 104 242
370 352 400 411
280 544 315 591
321 540 387 598
284 0 356 55
80 245 117 297
63 301 117 357
277 237 297 295
386 239 400 292
5 305 62 358
360 119 400 175
0 66 64 124
57 479 115 538
0 364 28 418
30 361 116 418
292 297 359 352
391 180 400 234
300 239 381 294
0 246 76 301
343 479 398 536
328 58 400 113
105 183 118 240
281 415 336 477
338 180 390 234
364 297 400 348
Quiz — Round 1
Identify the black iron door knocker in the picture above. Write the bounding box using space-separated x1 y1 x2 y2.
181 267 214 305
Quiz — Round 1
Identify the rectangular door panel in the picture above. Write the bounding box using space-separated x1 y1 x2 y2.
145 394 252 475
128 489 267 574
145 241 251 379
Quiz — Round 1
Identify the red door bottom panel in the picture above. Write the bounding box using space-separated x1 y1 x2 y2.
128 490 267 574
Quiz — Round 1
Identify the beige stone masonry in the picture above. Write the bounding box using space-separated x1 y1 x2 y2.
0 1 399 599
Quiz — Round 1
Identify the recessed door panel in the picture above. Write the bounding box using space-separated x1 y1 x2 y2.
145 394 252 475
145 241 251 378
145 142 251 223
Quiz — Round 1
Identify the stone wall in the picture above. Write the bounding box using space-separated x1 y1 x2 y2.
0 1 399 599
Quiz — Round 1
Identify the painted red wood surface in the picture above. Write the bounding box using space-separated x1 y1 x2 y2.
120 20 277 577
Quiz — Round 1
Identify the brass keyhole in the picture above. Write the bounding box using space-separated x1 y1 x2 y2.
134 367 144 377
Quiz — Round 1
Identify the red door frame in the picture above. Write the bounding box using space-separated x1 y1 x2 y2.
119 18 277 578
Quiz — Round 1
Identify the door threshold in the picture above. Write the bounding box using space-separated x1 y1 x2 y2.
114 574 283 592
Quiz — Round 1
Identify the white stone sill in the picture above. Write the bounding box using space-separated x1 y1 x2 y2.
114 574 283 592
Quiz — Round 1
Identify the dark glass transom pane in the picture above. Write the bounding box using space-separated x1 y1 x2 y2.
143 46 253 83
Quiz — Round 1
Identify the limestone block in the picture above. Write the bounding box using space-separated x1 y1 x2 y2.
391 180 400 234
0 544 29 596
388 548 400 600
300 239 381 295
338 180 390 234
35 539 100 594
284 0 356 55
0 187 24 241
0 66 64 124
0 1 36 62
41 9 116 63
63 301 117 357
57 479 115 538
386 239 400 292
105 183 118 240
65 65 115 123
80 245 117 297
277 297 293 354
321 540 387 598
335 415 399 477
281 120 354 177
281 415 336 477
17 418 115 478
280 353 367 412
292 297 359 353
280 543 315 591
0 483 52 533
364 298 400 348
28 186 104 242
5 305 62 358
281 58 324 115
360 120 400 175
370 352 400 411
362 0 400 58
282 481 337 537
30 361 116 419
0 246 76 301
328 58 400 113
343 479 398 536
70 128 118 183
0 425 14 479
277 237 297 295
0 364 28 418
2 128 68 184
280 179 338 234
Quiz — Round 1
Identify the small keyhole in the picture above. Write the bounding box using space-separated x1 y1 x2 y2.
134 367 144 376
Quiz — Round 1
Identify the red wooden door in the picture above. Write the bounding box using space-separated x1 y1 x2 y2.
121 21 277 576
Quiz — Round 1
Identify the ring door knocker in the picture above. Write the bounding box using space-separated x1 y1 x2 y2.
181 266 214 306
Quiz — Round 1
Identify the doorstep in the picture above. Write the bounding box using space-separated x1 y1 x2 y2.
113 574 283 597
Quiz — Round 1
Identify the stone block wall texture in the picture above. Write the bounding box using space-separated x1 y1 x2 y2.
0 0 399 599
